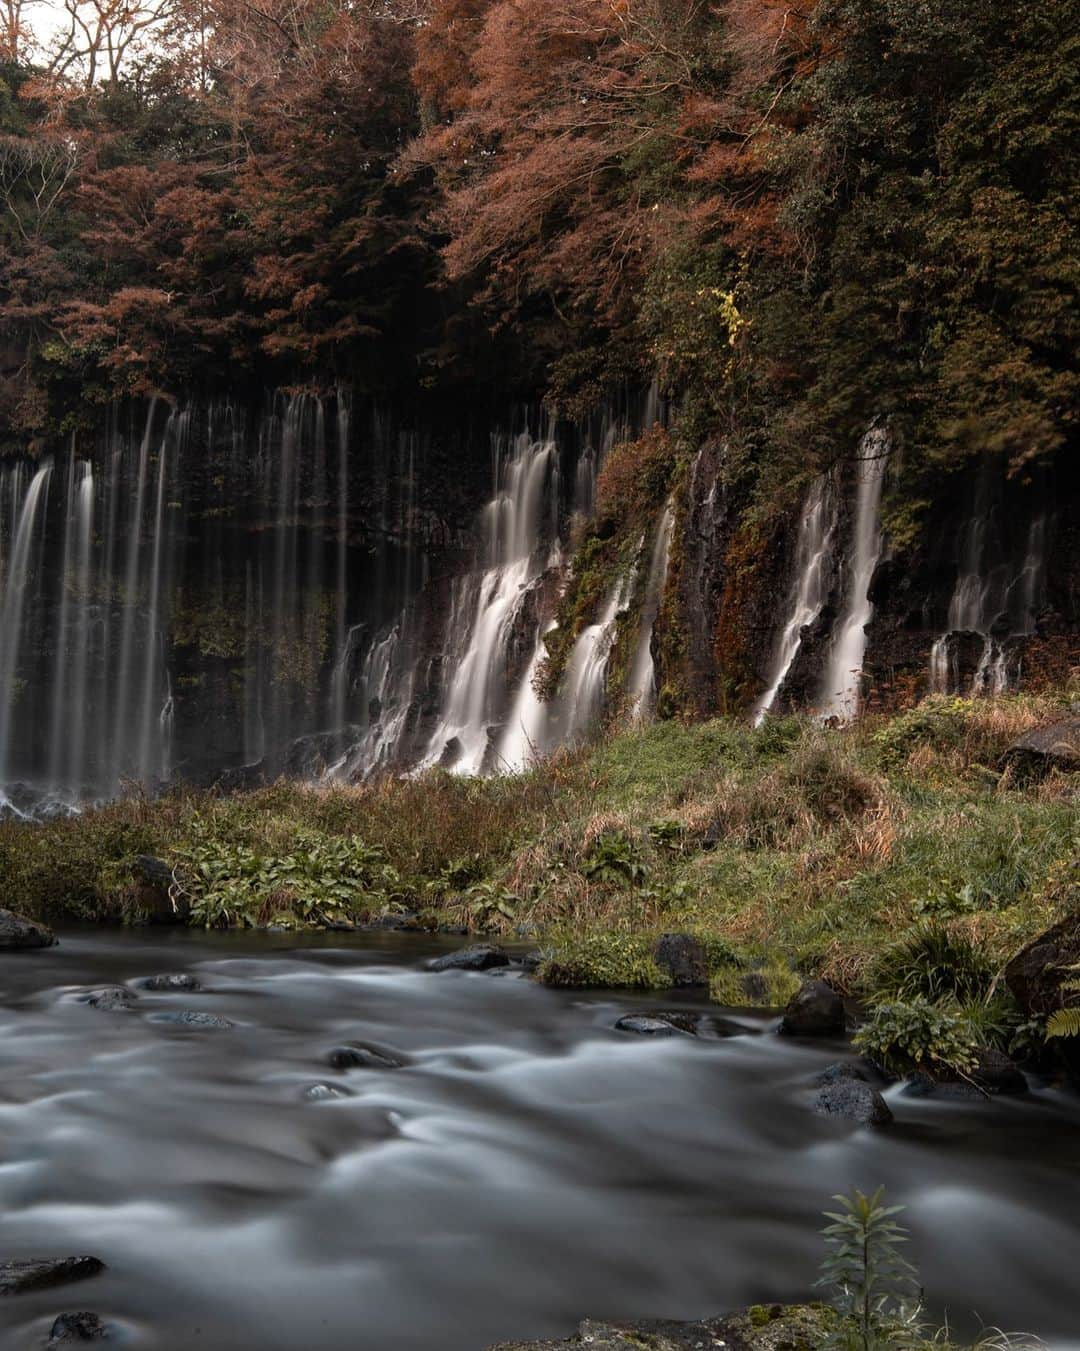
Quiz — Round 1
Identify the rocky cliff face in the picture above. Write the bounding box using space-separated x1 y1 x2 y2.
0 389 1075 812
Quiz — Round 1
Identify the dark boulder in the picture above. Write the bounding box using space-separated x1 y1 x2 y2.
780 980 845 1037
138 974 201 992
126 857 188 926
428 945 509 972
365 911 423 932
0 908 56 950
47 1312 108 1343
1004 716 1080 776
614 1014 692 1037
150 1010 232 1029
80 987 137 1013
1006 913 1080 1017
904 1050 1027 1099
813 1064 892 1126
0 1257 105 1297
327 1044 403 1070
652 933 708 988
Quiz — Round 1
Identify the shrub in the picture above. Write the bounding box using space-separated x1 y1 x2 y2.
538 931 670 989
854 999 978 1079
580 831 648 886
868 922 995 1004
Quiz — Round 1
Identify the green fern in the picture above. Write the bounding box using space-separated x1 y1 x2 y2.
1044 979 1080 1040
1046 1008 1080 1039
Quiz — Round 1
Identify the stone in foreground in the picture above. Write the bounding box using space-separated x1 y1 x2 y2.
0 1258 105 1297
813 1064 892 1126
615 1013 696 1037
1004 716 1080 775
489 1303 836 1350
428 945 510 972
780 979 844 1036
1006 913 1080 1017
48 1311 108 1343
0 907 56 950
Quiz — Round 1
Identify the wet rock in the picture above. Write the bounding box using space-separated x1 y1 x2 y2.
614 1014 692 1037
1006 913 1080 1017
652 933 708 988
47 1311 108 1343
327 1044 403 1070
428 945 510 972
0 908 56 950
365 910 423 932
514 950 543 972
302 1082 353 1102
138 973 201 992
780 979 845 1037
0 1257 105 1297
813 1064 892 1126
80 987 137 1013
904 1050 1027 1099
150 1010 232 1029
1004 715 1080 776
126 856 188 926
488 1303 837 1350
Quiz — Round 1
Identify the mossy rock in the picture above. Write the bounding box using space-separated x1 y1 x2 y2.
489 1303 837 1349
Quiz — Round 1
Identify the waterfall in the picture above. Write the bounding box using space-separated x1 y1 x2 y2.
0 463 54 792
928 466 1047 695
754 475 837 725
820 428 890 721
421 429 559 773
559 564 637 742
627 500 675 723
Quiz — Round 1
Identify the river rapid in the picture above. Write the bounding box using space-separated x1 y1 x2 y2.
2 930 1078 1349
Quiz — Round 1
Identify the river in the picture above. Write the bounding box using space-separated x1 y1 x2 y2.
2 930 1078 1348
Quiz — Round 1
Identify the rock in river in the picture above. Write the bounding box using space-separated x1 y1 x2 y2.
0 907 56 950
780 979 845 1037
150 1010 232 1029
138 973 201 992
327 1044 403 1070
80 987 137 1013
428 945 510 972
47 1311 108 1343
0 1257 105 1297
615 1014 694 1037
813 1064 892 1126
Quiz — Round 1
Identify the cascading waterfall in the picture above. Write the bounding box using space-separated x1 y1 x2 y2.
627 500 675 723
420 428 560 774
929 469 1047 695
559 563 638 742
754 474 838 724
820 428 890 721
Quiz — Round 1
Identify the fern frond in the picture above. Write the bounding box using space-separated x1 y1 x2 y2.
1045 1007 1080 1039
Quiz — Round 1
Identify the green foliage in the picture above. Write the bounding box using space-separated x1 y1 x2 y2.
1045 982 1080 1040
869 923 995 1004
173 823 400 929
581 832 648 887
538 931 670 991
854 999 978 1080
817 1187 923 1351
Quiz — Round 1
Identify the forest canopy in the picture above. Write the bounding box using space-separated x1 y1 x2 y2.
0 0 1076 489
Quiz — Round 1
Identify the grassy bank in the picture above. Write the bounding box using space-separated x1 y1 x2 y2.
3 692 1076 1026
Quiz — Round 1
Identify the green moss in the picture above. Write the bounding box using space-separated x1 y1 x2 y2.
538 931 672 991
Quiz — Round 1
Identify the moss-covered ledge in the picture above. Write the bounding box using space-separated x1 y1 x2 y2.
488 1303 837 1350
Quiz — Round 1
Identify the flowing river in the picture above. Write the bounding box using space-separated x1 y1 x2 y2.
2 931 1078 1349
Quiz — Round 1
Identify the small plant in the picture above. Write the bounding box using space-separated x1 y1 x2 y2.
647 819 685 853
1045 980 1080 1039
460 880 519 931
580 831 647 887
816 1187 922 1350
538 930 670 990
854 999 978 1080
870 922 995 1005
